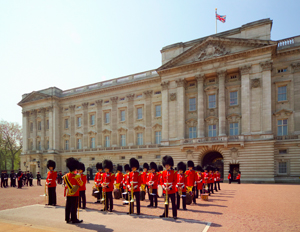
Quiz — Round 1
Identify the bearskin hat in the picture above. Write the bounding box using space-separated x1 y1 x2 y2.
11 170 14 173
177 162 186 172
78 162 85 172
124 164 130 172
196 165 203 172
117 164 123 172
96 162 103 170
187 160 194 168
129 158 139 169
139 168 143 172
158 165 163 171
103 160 113 172
215 168 219 172
66 157 79 172
162 155 174 167
150 162 157 171
205 165 214 172
143 163 149 170
47 160 56 170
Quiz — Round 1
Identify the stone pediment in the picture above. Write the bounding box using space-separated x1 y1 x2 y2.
152 123 162 130
273 109 293 117
185 118 197 126
157 37 276 72
18 91 50 105
134 125 145 131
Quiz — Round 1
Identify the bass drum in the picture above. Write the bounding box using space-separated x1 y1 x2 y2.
157 185 163 198
113 189 121 199
186 192 194 205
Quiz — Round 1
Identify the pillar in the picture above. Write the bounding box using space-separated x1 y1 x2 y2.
176 79 186 139
161 81 169 144
218 70 226 136
261 61 272 134
196 74 205 138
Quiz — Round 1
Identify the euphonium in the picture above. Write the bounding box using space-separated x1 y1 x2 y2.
186 186 193 195
178 187 182 197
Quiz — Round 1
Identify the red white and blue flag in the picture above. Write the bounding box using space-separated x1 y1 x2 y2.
216 14 226 23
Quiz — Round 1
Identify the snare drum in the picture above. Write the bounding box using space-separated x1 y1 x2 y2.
157 185 163 198
201 194 209 201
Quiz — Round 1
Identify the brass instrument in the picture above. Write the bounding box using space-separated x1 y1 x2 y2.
178 186 182 197
101 174 107 211
164 172 169 218
129 182 134 214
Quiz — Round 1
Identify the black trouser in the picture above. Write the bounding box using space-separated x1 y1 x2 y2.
18 179 22 188
191 186 196 203
146 185 150 200
1 179 4 188
238 179 240 184
149 189 157 207
11 179 16 187
48 187 57 205
4 179 8 187
103 191 113 211
229 179 231 184
163 193 177 218
29 179 33 186
65 196 78 222
217 181 221 190
96 187 102 202
177 192 186 210
37 179 41 186
79 190 86 208
214 182 218 191
129 191 140 214
210 183 214 194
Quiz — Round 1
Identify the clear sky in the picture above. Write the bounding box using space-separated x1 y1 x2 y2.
1 0 299 126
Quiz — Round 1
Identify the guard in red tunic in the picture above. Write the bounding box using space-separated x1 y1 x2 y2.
158 165 163 196
64 157 83 224
185 160 196 204
94 163 103 204
101 160 114 212
142 163 149 200
78 162 87 209
17 170 23 189
160 155 177 219
228 171 232 184
127 158 142 215
195 165 204 197
147 162 158 208
236 171 241 184
214 168 220 191
216 169 221 190
122 164 130 204
207 166 214 194
203 167 210 194
176 162 187 210
46 160 57 206
115 164 123 193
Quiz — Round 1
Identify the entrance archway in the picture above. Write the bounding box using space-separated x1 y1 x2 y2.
202 151 224 179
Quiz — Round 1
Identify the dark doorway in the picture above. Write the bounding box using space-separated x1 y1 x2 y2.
230 164 239 181
202 151 224 180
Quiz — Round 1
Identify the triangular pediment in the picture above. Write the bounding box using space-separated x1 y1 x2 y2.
18 91 50 105
157 37 276 72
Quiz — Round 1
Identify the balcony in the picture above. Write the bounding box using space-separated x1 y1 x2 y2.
274 135 299 140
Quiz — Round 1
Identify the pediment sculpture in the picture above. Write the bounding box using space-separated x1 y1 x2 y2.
198 44 229 61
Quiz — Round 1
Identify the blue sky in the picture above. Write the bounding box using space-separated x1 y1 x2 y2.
1 0 299 125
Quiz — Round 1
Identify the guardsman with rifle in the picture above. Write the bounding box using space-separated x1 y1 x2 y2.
46 160 57 206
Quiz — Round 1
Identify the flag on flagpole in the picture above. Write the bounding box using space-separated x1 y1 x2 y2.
216 13 226 23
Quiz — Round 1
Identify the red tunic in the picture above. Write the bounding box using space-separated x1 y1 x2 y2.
142 171 148 185
236 174 241 180
79 174 87 191
160 169 177 194
94 171 102 187
203 172 209 184
185 169 196 187
176 173 187 192
195 172 203 190
208 173 213 184
122 173 129 190
115 172 123 184
216 172 221 181
46 171 57 188
147 172 158 189
64 172 83 197
228 173 231 180
127 171 142 192
101 172 114 192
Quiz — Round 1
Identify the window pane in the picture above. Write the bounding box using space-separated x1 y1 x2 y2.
189 98 196 111
121 111 125 121
155 105 161 117
278 120 282 126
278 126 282 136
279 162 287 174
208 95 216 108
137 108 142 119
283 125 288 135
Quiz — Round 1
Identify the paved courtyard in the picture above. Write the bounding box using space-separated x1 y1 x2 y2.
0 181 299 232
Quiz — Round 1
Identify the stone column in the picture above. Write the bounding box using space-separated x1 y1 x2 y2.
52 104 60 151
240 65 252 135
32 110 37 150
40 108 45 150
82 102 89 148
196 74 205 138
96 100 103 147
260 61 272 134
111 97 118 146
22 111 29 152
48 106 53 150
127 94 135 146
218 70 226 136
69 105 76 149
161 82 169 144
176 79 186 139
144 90 153 144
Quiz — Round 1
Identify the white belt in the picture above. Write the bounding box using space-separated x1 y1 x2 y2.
103 182 110 185
48 179 52 180
130 181 138 183
177 182 184 184
165 182 173 185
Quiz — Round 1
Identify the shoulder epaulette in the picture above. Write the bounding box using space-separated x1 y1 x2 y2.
185 174 188 177
111 173 115 176
174 171 177 173
138 173 142 176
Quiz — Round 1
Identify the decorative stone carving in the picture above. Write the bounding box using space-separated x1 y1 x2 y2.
217 70 227 78
170 93 176 101
117 127 128 133
230 147 239 160
175 79 186 88
260 60 273 71
82 102 89 109
161 81 169 90
102 129 112 134
75 132 83 137
205 116 218 125
226 74 241 83
291 62 300 73
63 134 71 139
95 100 103 106
198 44 229 61
143 90 153 98
69 105 76 111
185 118 197 127
110 97 118 104
126 94 135 101
22 111 29 117
195 74 205 82
186 150 194 159
152 123 162 130
209 109 215 116
240 65 252 75
88 130 97 136
251 79 261 88
227 114 241 123
134 125 145 131
273 109 293 117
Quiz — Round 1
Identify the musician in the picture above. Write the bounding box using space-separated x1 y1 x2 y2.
176 162 187 210
46 160 57 206
195 165 204 197
127 158 142 215
1 171 4 188
64 157 83 224
10 170 16 187
142 163 149 200
207 166 214 194
29 172 33 186
115 164 123 191
94 162 103 204
78 162 87 209
17 170 23 188
147 162 158 208
185 160 196 204
228 171 232 184
37 172 42 186
203 167 210 195
122 164 130 204
214 168 221 191
4 170 8 187
236 171 241 184
101 160 114 212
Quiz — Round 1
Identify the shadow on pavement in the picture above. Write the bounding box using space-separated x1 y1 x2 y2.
75 223 113 232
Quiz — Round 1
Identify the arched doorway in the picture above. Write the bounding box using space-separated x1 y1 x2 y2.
202 151 224 180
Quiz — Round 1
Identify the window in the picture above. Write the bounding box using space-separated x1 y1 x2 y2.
104 100 109 104
277 119 288 136
137 108 143 119
90 157 95 161
30 122 33 132
65 140 69 150
208 125 217 137
120 97 125 101
77 117 81 127
90 115 95 125
278 162 287 174
77 138 82 149
105 136 110 147
38 121 41 131
230 75 237 80
65 119 69 129
37 141 41 150
137 133 143 145
156 155 161 159
279 149 287 154
90 103 95 106
155 91 161 95
138 156 142 159
46 120 49 130
208 94 216 108
230 91 238 106
120 156 125 160
120 134 126 146
189 98 196 111
105 112 110 123
155 105 161 117
278 68 287 73
90 137 95 148
278 86 287 101
77 106 81 109
120 110 125 122
47 140 49 149
189 127 196 139
189 83 195 87
229 123 239 136
155 131 161 144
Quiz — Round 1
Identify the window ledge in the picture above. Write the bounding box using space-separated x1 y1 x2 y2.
136 118 143 121
189 110 197 113
229 104 239 108
277 100 288 104
155 116 161 119
104 122 110 125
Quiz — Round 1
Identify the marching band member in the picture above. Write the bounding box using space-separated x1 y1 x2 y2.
216 169 221 190
17 170 23 188
78 162 87 209
208 166 214 194
101 160 114 212
147 162 158 208
214 168 220 191
122 164 130 204
228 171 232 184
94 162 103 204
46 160 57 206
115 164 123 192
176 162 187 210
159 155 177 220
185 160 196 204
195 165 203 197
203 167 209 195
142 163 149 200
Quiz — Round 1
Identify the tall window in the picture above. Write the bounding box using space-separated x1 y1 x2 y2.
120 110 125 122
30 141 33 150
137 108 143 119
155 131 161 144
77 138 82 149
105 112 110 123
278 162 287 174
90 115 95 125
120 134 126 146
278 86 287 101
208 94 216 108
38 121 41 131
208 125 217 137
155 105 161 117
77 117 81 127
137 133 143 145
30 122 33 132
189 127 197 139
189 98 196 111
229 123 239 135
230 91 238 106
46 120 49 130
277 119 288 136
47 140 49 149
90 137 95 148
105 136 110 147
37 141 41 150
65 140 69 150
65 119 69 129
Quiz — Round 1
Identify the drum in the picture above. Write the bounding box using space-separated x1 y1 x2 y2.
201 194 209 201
140 190 145 201
157 185 163 198
113 189 121 199
186 191 194 205
92 187 98 198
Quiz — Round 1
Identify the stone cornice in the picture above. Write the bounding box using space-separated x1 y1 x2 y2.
291 62 300 73
82 102 89 109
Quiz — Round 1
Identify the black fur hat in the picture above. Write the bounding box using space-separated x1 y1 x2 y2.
78 162 85 172
117 164 123 172
143 163 149 170
196 165 203 172
162 155 174 167
139 168 143 172
158 165 163 171
124 164 130 172
129 158 139 169
215 168 219 172
206 165 214 172
150 162 157 171
47 160 56 170
96 162 103 170
66 158 79 172
187 160 194 168
103 160 113 172
177 162 186 172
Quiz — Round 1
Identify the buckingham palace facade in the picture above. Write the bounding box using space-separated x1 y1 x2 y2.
18 18 300 182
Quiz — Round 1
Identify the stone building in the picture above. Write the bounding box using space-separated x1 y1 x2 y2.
18 18 300 182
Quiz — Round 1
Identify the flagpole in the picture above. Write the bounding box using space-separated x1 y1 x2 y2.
215 8 217 34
